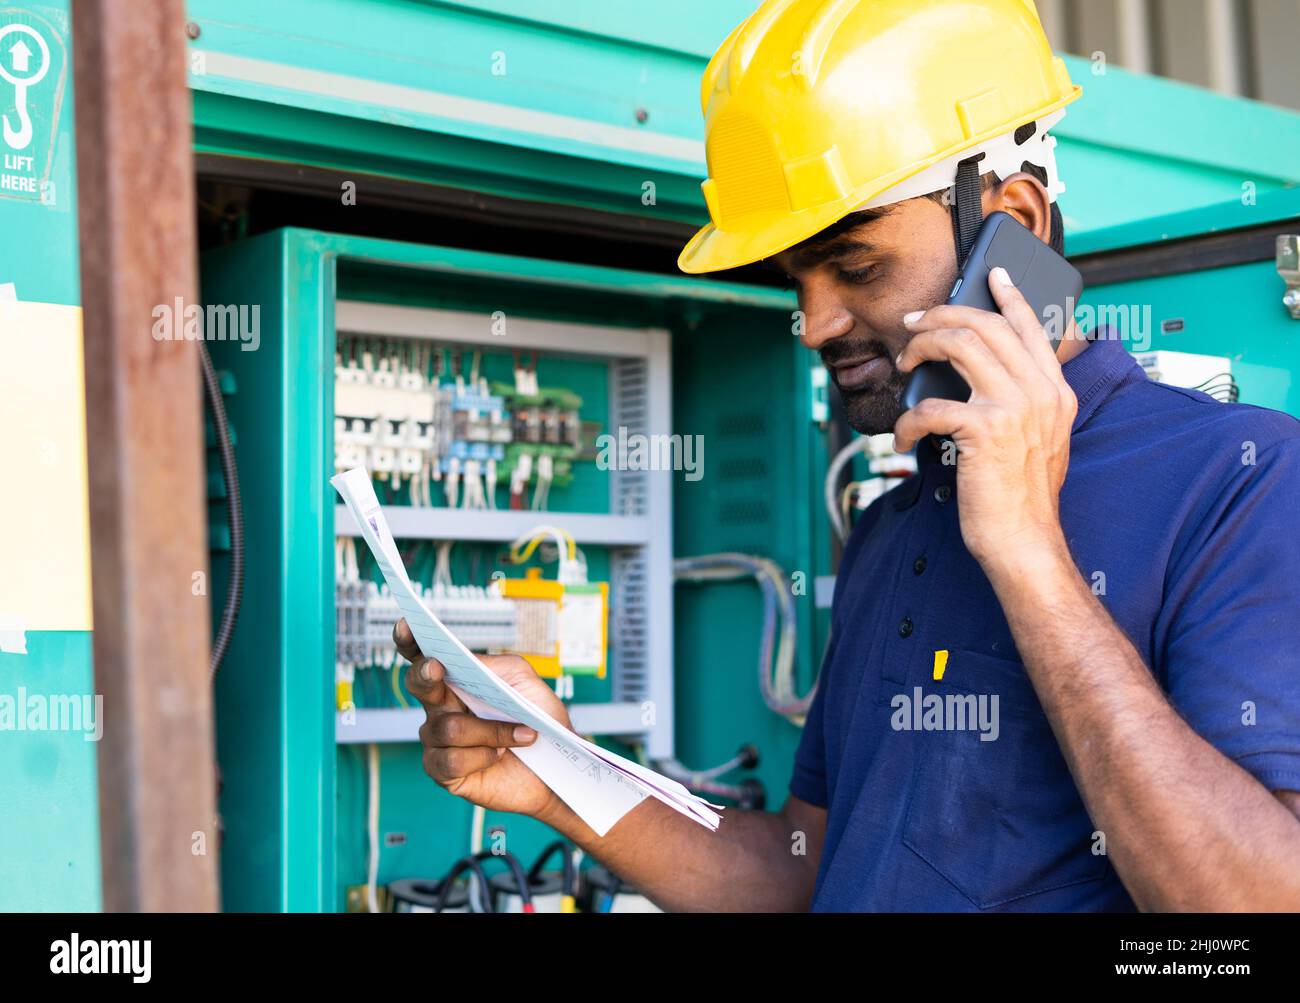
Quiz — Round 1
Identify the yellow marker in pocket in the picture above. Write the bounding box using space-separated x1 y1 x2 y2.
932 649 949 681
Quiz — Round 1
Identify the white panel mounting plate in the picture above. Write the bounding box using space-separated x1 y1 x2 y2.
332 301 675 757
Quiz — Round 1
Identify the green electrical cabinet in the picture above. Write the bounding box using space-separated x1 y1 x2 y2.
201 228 826 910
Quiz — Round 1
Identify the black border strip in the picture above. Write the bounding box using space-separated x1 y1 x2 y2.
1071 218 1297 287
198 153 1298 290
194 153 700 252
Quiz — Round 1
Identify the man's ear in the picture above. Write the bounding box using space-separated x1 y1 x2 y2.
984 172 1052 244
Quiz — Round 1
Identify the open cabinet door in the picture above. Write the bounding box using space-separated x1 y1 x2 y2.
202 230 336 912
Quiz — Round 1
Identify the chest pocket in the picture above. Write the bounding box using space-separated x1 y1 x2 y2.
900 650 1108 909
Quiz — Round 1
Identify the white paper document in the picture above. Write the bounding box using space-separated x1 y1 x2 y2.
332 467 723 836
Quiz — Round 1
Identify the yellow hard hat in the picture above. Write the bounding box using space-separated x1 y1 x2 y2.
678 0 1081 274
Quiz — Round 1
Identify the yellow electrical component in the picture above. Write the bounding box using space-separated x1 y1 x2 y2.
499 569 608 679
336 678 354 711
678 0 1081 274
500 570 564 678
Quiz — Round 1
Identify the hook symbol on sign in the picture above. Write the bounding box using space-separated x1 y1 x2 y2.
0 24 50 151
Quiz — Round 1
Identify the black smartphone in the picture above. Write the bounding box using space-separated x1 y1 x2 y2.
902 211 1083 409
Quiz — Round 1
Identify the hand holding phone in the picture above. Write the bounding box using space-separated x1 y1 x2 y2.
902 212 1083 410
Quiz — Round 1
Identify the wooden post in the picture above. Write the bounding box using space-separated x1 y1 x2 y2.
72 0 219 911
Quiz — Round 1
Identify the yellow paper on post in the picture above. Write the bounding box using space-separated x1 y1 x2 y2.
0 301 93 640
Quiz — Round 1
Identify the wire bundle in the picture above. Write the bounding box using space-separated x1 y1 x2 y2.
505 525 586 585
673 553 811 721
1194 372 1240 404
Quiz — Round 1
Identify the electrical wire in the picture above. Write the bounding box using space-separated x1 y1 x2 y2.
506 525 583 584
199 342 243 679
841 480 862 533
473 849 534 913
389 663 409 708
600 873 624 913
673 553 811 721
655 756 750 801
470 804 486 855
825 435 871 544
434 855 494 913
434 540 453 588
528 840 577 909
1193 372 1239 403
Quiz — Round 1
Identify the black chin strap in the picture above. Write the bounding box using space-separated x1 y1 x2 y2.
927 155 989 454
951 155 986 268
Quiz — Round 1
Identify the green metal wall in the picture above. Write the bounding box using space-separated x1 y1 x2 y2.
1082 191 1300 413
0 0 101 913
184 0 1300 245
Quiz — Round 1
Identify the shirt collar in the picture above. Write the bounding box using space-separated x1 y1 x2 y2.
1060 327 1144 433
894 327 1142 506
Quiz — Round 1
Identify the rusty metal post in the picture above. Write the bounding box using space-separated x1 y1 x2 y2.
72 0 219 911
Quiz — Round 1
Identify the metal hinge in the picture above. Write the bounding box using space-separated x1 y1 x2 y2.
1279 235 1300 320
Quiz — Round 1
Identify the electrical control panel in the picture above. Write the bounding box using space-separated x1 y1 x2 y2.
330 300 674 757
201 230 823 913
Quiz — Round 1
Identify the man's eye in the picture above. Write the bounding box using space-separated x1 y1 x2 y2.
838 266 874 285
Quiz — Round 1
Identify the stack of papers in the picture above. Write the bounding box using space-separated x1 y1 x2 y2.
332 467 723 836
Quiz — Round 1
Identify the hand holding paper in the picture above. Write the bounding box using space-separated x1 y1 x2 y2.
395 625 577 820
332 467 723 836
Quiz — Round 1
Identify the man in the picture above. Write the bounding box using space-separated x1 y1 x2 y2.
397 0 1300 910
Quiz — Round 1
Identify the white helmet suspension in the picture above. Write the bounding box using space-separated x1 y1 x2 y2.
854 109 1068 212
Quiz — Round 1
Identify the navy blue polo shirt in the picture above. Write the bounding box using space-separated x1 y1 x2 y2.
792 332 1300 911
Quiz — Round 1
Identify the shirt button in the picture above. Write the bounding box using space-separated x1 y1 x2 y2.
912 556 927 575
934 485 952 503
898 617 914 638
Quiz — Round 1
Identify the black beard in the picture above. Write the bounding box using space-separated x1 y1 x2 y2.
838 372 909 435
822 338 909 435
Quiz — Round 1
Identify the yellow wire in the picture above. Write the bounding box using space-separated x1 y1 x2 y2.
391 663 409 708
509 529 577 565
840 482 858 532
842 480 878 533
509 534 545 564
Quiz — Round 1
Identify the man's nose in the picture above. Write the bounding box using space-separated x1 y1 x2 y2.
797 277 855 350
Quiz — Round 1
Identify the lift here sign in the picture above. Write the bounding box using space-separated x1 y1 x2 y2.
0 10 66 204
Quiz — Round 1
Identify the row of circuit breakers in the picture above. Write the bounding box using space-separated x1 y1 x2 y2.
335 571 609 681
333 339 597 511
333 338 609 706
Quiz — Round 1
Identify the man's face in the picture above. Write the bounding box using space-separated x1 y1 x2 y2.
773 197 958 435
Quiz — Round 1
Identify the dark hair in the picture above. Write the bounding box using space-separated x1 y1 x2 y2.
788 167 1065 264
922 163 1065 256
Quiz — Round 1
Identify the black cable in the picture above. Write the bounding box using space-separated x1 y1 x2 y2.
435 855 494 913
199 343 244 679
474 849 533 910
528 840 576 899
1193 373 1239 403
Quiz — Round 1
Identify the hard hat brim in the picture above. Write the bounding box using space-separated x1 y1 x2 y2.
678 86 1082 276
677 200 867 276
